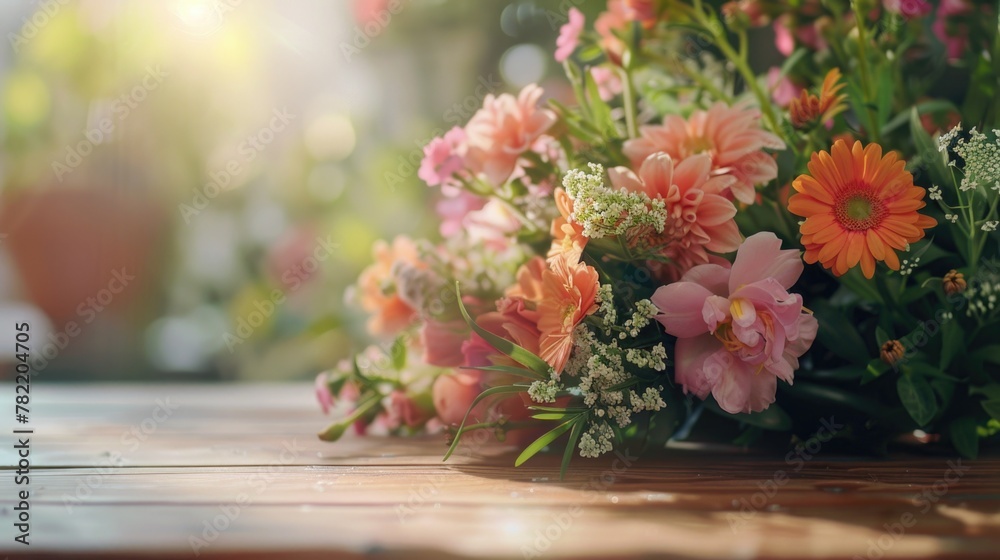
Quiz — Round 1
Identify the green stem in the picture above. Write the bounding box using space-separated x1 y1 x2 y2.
621 66 639 139
851 0 881 143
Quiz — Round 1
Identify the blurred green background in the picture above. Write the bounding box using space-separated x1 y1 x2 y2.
0 0 592 382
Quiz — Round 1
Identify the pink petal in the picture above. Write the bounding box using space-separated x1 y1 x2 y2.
679 263 731 296
674 335 723 399
652 282 714 337
729 232 804 292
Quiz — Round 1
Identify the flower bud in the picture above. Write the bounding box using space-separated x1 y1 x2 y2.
880 340 905 366
942 270 966 296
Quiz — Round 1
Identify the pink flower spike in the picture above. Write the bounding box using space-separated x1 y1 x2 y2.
555 8 585 63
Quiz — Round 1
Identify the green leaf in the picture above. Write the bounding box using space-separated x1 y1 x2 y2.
456 283 551 376
882 100 958 135
875 68 893 130
706 399 792 431
875 326 890 347
862 358 890 385
442 384 527 462
777 48 808 81
982 400 1000 421
897 374 938 426
909 106 951 187
390 336 407 371
970 383 1000 400
812 302 871 365
514 416 579 467
560 417 586 480
532 412 575 420
949 416 980 460
938 320 964 372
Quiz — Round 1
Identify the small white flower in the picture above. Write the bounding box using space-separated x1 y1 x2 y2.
945 213 959 224
983 221 999 232
928 186 942 201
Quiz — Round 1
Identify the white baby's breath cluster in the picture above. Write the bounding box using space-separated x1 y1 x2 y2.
899 256 920 277
563 163 667 239
579 421 615 458
963 274 999 319
540 285 672 459
939 125 1000 192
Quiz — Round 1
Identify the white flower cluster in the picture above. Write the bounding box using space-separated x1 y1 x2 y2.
964 276 999 319
620 299 658 339
579 421 615 458
527 376 561 404
563 163 667 239
928 185 942 201
941 125 1000 192
983 221 998 232
899 256 921 277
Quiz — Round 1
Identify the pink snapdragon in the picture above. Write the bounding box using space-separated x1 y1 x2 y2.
555 8 584 62
652 233 817 414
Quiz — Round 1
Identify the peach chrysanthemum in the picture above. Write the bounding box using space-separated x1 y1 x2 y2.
789 140 937 279
537 254 600 374
623 101 785 204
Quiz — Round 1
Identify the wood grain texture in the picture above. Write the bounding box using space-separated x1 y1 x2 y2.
1 383 998 559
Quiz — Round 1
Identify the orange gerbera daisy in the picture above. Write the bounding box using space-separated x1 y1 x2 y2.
789 140 937 279
789 68 847 129
537 254 600 374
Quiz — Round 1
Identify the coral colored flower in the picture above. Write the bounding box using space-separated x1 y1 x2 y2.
507 256 547 303
789 68 847 129
652 232 818 414
432 370 482 425
357 236 423 337
384 390 433 430
624 102 785 204
608 153 742 276
788 140 937 279
465 84 557 187
622 0 657 25
537 255 600 374
420 319 468 368
419 126 468 189
547 188 588 266
555 8 584 63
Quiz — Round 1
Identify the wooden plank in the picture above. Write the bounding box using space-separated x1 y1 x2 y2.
2 384 999 559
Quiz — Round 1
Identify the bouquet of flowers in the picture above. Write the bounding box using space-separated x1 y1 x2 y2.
316 0 1000 474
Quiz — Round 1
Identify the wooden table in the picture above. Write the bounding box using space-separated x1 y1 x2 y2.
2 384 998 559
